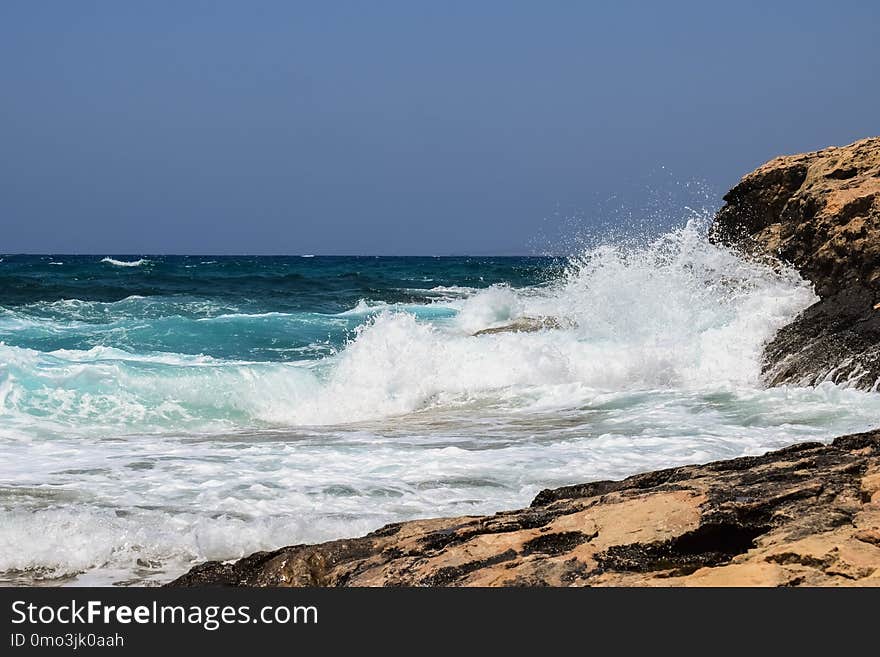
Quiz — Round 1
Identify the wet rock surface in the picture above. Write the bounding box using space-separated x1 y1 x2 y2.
171 431 880 587
710 137 880 388
472 316 564 336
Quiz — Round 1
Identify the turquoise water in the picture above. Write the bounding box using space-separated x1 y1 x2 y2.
2 225 879 585
0 254 558 359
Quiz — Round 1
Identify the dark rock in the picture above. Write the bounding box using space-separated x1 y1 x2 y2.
710 136 880 389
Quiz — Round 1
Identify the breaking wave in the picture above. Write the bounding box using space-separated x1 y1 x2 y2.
0 220 824 431
100 257 149 267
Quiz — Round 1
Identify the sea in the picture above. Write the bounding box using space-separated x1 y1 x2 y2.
2 219 879 585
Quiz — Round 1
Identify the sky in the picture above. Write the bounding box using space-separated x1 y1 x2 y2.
1 1 878 255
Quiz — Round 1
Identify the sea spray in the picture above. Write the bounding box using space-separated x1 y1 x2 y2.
1 221 879 584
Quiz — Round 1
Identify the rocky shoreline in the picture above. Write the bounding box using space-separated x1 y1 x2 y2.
711 137 880 389
173 431 880 586
171 138 880 587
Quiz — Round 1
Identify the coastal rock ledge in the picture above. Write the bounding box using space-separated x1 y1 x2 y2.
171 139 880 587
172 432 880 586
711 136 880 389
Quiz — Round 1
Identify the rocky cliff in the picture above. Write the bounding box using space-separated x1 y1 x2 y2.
172 431 880 586
711 137 880 388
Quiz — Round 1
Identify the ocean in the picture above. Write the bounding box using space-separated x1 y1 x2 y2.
2 219 879 585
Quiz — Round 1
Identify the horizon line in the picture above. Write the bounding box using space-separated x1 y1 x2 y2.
1 252 569 258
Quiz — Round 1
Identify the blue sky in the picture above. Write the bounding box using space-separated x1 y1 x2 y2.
2 1 878 254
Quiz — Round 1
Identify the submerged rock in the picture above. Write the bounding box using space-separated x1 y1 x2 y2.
472 316 565 336
170 430 880 587
710 137 880 388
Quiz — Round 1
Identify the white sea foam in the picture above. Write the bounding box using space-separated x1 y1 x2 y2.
101 257 149 267
426 284 478 297
336 298 388 315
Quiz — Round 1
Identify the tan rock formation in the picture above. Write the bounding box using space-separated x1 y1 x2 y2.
710 137 880 388
172 432 880 587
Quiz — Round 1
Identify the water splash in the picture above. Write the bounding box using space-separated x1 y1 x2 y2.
1 220 879 585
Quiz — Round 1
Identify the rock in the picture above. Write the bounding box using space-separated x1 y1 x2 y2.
170 430 880 587
710 137 880 388
472 316 565 336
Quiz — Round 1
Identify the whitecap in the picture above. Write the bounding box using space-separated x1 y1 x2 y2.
101 257 149 267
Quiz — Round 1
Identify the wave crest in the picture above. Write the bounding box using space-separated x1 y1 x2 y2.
0 220 825 432
101 257 149 267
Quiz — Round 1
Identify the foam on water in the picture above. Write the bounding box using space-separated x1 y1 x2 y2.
100 257 149 267
2 220 879 584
